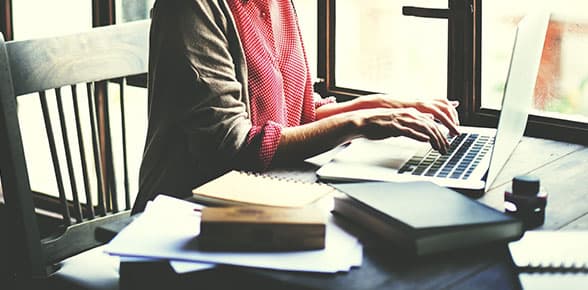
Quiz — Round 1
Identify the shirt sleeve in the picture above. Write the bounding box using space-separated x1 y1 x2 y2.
245 94 336 171
173 0 253 172
245 121 283 170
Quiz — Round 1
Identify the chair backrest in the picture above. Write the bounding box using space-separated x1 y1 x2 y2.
0 20 150 279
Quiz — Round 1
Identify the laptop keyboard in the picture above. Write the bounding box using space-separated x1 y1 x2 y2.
398 133 495 180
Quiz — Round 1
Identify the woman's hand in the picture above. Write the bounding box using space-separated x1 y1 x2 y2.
351 107 450 154
398 98 460 136
356 94 461 136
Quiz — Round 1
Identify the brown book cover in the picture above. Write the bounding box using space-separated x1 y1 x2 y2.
199 206 326 251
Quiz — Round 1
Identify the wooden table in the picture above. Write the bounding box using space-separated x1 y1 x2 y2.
120 136 588 289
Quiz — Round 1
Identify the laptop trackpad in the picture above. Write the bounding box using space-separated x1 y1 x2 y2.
331 137 428 170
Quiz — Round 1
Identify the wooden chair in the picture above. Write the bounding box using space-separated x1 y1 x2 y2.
0 19 150 288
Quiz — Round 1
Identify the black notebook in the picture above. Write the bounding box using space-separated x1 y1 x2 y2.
331 181 524 256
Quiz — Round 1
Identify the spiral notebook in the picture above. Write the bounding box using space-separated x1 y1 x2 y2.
509 231 588 270
191 170 336 208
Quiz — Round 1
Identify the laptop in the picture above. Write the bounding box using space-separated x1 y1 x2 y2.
316 12 550 192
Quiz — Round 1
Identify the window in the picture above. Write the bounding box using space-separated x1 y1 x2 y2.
320 0 588 143
2 0 155 41
334 0 448 100
482 1 588 125
472 1 588 143
12 0 92 40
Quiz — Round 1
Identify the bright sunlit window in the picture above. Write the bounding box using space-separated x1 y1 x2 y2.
12 0 91 40
335 0 448 99
483 1 588 123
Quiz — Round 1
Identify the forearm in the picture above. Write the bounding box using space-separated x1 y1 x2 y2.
315 94 400 120
271 113 360 165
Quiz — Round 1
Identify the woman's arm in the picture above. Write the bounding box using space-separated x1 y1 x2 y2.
316 94 460 136
272 106 450 166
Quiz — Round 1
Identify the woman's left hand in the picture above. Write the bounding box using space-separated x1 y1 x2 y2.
363 94 461 136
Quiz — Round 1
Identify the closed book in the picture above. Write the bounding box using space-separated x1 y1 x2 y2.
331 181 523 256
199 206 326 251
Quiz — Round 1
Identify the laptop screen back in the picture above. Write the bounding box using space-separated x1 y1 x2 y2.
484 12 550 190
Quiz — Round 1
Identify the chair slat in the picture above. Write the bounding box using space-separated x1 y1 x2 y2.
55 88 83 222
87 83 107 216
102 83 119 213
70 84 95 219
38 91 71 225
119 78 131 210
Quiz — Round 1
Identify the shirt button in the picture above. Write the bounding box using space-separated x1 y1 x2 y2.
261 11 267 18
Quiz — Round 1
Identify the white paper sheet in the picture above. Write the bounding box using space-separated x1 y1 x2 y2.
169 260 216 274
106 195 362 273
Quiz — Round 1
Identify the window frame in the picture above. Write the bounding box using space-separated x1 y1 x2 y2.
0 0 12 40
317 0 471 103
316 0 371 102
93 0 116 27
318 0 588 145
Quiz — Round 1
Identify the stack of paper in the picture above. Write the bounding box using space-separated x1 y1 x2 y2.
105 195 362 273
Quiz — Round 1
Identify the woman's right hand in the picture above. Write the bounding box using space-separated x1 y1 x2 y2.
351 107 450 154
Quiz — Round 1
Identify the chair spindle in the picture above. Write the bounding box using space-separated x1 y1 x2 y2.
118 78 131 210
87 83 107 216
70 84 95 219
54 87 83 222
38 91 71 225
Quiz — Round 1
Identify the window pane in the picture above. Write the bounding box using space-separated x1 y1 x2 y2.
12 0 92 40
292 0 318 80
116 0 155 23
335 0 447 99
483 1 588 123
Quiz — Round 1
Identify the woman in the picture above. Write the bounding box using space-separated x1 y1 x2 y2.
132 0 460 213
